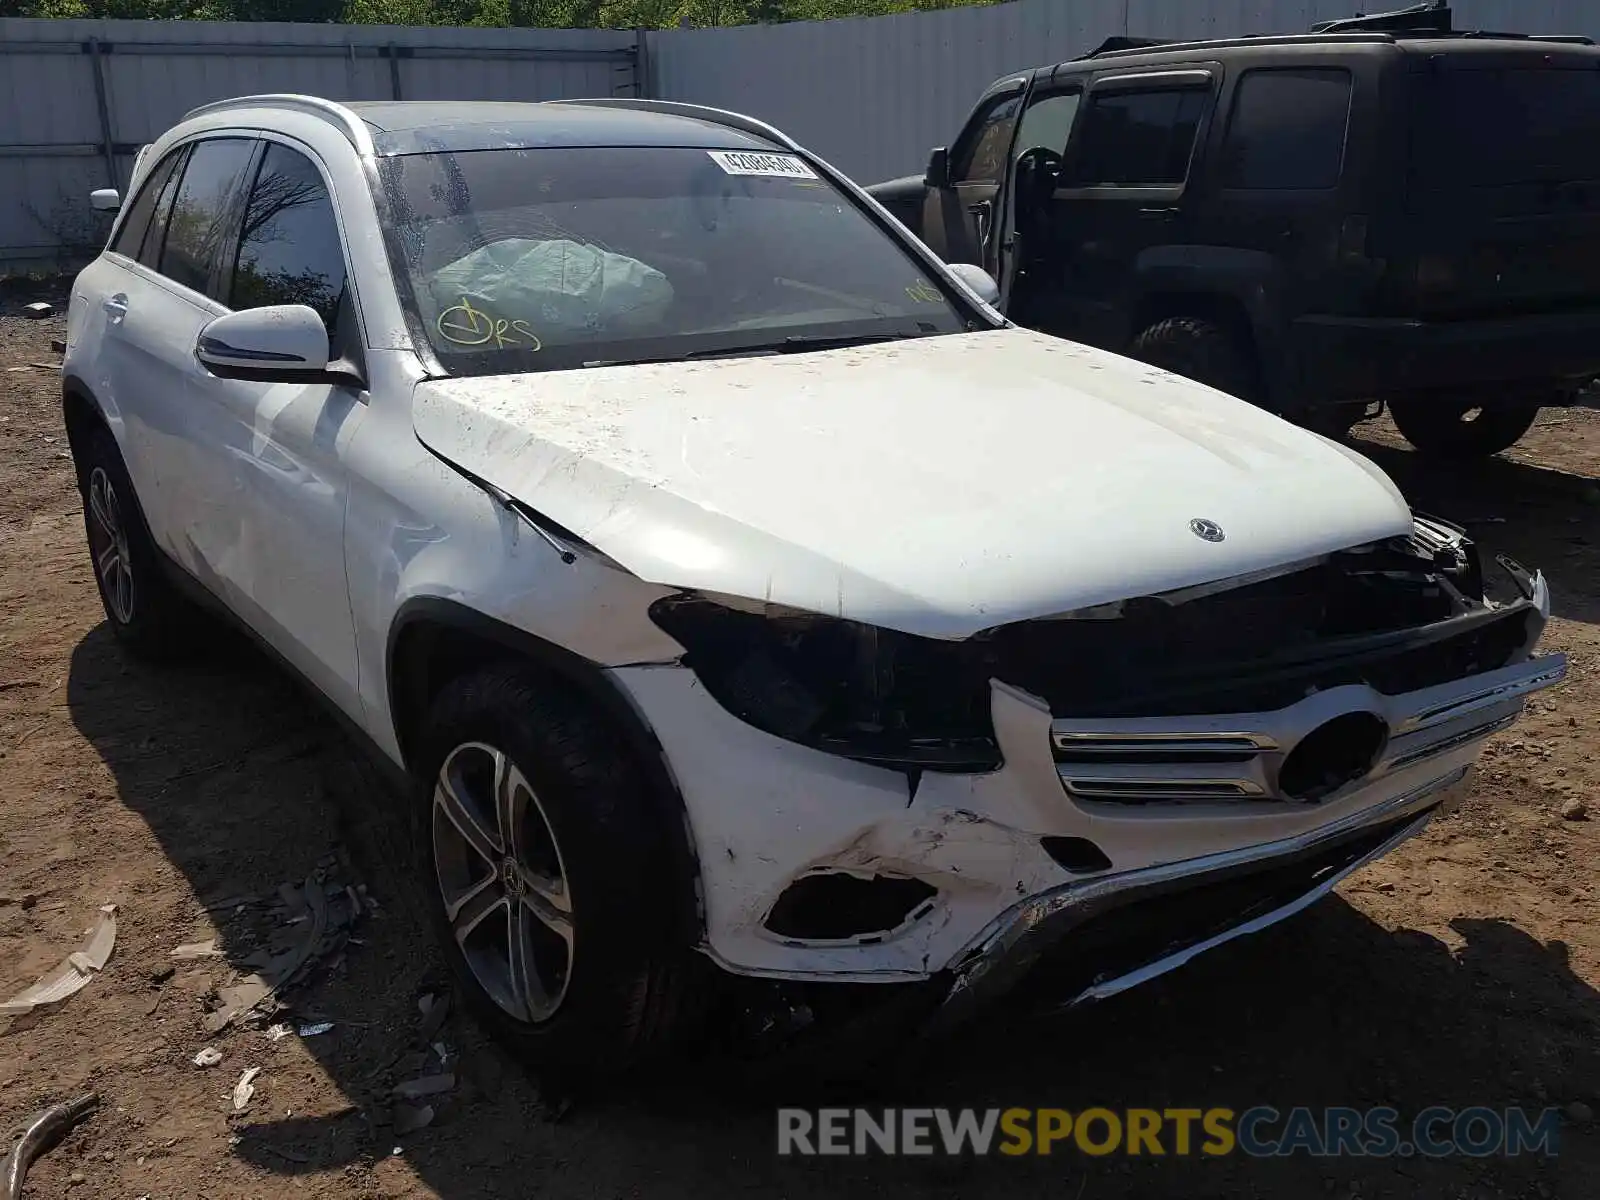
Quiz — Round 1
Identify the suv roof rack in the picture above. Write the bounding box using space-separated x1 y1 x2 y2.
1075 36 1173 59
1082 31 1399 60
180 93 375 155
1311 1 1451 35
1076 2 1592 62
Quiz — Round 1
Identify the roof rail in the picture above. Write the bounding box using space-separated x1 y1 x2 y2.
180 93 375 155
1460 31 1596 45
545 97 800 153
1084 31 1397 60
1312 1 1450 35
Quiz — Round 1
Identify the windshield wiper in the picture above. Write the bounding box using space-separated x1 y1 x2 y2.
775 331 925 353
581 326 935 369
583 346 780 368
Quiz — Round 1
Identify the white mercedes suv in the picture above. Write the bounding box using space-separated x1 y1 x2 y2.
64 94 1565 1074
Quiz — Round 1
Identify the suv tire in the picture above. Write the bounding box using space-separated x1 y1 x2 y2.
415 665 691 1077
1131 317 1259 403
77 422 207 661
1389 397 1541 458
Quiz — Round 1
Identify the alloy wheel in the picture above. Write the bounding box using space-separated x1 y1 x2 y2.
431 741 575 1023
87 467 134 624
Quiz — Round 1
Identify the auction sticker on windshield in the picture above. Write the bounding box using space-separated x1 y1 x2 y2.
708 150 818 179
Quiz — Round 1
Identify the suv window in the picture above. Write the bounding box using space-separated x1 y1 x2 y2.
1014 90 1082 161
137 147 190 270
158 138 258 300
1410 66 1600 191
110 149 184 261
953 93 1022 185
1063 86 1209 188
1222 68 1352 189
231 143 348 337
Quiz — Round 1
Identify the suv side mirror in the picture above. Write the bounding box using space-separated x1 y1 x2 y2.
196 306 343 383
89 188 121 212
924 147 950 190
946 262 1000 307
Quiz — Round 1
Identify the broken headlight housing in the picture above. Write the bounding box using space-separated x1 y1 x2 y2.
647 594 1002 773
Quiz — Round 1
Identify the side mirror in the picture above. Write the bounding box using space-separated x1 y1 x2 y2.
946 262 1000 307
89 188 121 212
196 306 334 381
924 146 950 190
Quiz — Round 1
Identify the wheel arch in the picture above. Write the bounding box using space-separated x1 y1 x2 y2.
385 596 704 943
1130 245 1292 404
61 374 112 476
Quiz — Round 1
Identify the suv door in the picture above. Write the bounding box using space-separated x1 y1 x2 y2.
999 83 1084 313
74 144 189 510
182 138 368 719
919 83 1025 268
1041 69 1217 346
83 139 261 556
1197 62 1364 398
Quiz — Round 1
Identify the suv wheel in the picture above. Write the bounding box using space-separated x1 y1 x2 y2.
416 665 691 1076
1130 317 1259 404
77 423 206 660
1389 397 1541 458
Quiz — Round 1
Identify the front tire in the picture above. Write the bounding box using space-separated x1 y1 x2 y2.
416 666 691 1077
76 423 205 661
1130 316 1260 404
1389 396 1541 458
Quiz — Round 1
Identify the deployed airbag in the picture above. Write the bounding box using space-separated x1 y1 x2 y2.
425 238 674 340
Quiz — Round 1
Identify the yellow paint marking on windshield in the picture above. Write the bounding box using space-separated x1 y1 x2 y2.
437 297 542 351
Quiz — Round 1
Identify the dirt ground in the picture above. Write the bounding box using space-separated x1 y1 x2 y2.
1 277 1597 1200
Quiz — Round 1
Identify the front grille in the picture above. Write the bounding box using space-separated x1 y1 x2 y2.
1049 649 1557 809
988 598 1534 720
1052 730 1274 802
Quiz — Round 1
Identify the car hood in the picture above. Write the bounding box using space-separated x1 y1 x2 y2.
412 328 1412 639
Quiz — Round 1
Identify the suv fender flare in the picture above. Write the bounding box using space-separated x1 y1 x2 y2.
1130 245 1293 402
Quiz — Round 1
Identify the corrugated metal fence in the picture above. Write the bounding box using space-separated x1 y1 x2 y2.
648 0 1600 185
3 1 1599 266
0 18 639 267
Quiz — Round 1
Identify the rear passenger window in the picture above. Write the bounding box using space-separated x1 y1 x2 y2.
1222 68 1353 189
231 144 348 337
158 138 257 300
137 146 189 270
1064 86 1209 188
109 150 183 261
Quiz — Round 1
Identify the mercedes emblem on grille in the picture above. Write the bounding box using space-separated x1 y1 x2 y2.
1189 518 1225 543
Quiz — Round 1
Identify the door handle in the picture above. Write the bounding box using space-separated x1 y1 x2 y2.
102 294 128 322
1137 206 1179 220
968 199 994 247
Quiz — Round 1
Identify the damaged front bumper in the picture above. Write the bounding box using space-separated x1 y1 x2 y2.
607 569 1567 1024
928 768 1455 1035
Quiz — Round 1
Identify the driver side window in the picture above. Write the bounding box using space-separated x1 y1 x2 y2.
952 94 1022 185
1014 90 1083 163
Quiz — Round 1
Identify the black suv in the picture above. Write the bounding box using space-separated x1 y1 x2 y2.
867 3 1600 457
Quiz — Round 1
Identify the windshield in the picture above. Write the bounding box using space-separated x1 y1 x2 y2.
376 145 974 375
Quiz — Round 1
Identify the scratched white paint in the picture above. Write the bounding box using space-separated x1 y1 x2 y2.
412 326 1413 638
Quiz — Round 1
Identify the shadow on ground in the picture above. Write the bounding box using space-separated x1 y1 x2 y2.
63 438 1600 1199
